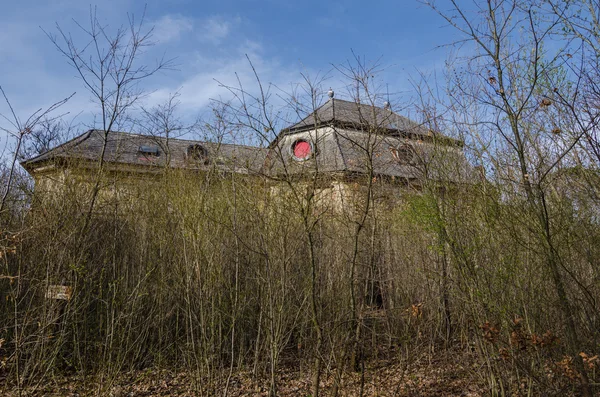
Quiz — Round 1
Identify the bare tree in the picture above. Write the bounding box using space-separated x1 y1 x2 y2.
421 0 597 394
19 117 74 161
139 91 199 167
45 7 173 223
0 86 72 217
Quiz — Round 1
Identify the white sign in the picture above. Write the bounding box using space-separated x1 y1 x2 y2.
46 285 72 301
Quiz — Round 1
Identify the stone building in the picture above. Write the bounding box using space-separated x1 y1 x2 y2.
21 96 470 202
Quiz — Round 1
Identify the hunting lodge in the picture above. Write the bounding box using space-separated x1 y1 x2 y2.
21 95 470 203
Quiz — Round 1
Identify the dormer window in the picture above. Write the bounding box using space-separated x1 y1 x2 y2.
138 145 160 156
291 139 313 161
187 144 208 164
390 143 416 165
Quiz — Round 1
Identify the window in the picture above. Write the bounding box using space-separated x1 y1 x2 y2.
390 143 415 164
138 145 160 156
187 144 208 163
291 139 313 161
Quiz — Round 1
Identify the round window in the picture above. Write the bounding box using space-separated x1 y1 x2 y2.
291 139 313 160
187 144 208 163
391 143 416 164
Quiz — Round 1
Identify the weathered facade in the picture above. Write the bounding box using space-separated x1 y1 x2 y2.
21 98 471 200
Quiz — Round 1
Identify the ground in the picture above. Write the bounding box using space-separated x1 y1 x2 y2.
1 349 487 396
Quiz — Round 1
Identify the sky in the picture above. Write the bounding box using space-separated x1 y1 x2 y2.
0 0 461 151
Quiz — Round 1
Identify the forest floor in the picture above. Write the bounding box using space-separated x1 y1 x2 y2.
1 349 487 396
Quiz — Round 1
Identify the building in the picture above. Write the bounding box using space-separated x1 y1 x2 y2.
21 97 470 202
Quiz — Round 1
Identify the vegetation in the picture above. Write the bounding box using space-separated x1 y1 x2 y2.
2 1 600 396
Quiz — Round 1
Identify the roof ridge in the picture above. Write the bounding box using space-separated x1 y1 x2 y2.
282 97 425 134
20 129 94 166
102 130 266 150
331 126 348 171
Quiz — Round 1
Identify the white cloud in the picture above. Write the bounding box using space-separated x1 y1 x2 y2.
198 15 241 44
151 14 241 45
152 14 194 44
145 47 304 125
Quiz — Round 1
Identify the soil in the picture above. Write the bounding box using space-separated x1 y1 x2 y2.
1 349 486 396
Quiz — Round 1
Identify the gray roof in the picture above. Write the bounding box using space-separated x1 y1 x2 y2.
21 99 471 184
265 127 471 183
21 130 268 175
264 99 469 183
282 98 450 141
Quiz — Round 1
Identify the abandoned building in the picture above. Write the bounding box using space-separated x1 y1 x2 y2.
20 96 470 201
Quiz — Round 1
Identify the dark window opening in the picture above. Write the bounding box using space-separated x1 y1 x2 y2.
390 143 415 165
187 144 208 163
138 145 160 156
366 280 384 309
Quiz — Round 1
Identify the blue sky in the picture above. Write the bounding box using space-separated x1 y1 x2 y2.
0 0 459 150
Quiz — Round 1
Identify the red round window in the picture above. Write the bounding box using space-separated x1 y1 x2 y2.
292 140 312 160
